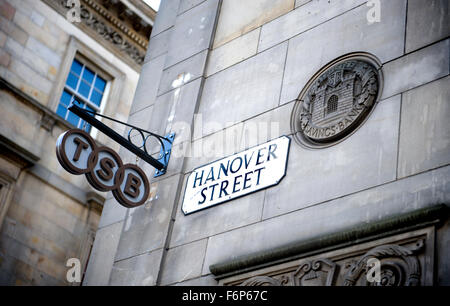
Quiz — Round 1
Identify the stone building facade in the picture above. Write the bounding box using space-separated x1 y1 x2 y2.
0 0 155 285
83 0 449 286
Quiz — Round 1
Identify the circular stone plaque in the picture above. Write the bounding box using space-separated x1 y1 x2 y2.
291 54 383 148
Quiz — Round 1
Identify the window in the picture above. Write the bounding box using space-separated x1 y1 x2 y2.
326 95 338 115
56 58 107 133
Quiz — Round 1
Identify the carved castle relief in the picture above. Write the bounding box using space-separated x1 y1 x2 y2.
292 54 382 148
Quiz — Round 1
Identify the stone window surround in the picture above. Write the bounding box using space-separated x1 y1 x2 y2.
48 36 126 139
0 172 16 232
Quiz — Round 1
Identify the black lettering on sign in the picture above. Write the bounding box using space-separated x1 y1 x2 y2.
73 137 89 162
97 157 115 181
124 173 142 198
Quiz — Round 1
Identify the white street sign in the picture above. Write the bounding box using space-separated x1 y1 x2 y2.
182 136 291 215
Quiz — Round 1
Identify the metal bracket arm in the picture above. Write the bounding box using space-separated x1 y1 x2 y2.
68 103 174 173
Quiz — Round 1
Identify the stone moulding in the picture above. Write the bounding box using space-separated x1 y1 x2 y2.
209 204 448 279
232 238 426 286
42 0 151 70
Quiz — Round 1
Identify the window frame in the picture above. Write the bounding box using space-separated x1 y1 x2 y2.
48 36 125 139
58 57 111 133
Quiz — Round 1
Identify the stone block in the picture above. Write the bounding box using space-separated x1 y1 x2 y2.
31 268 62 286
263 95 401 219
5 199 78 254
0 0 15 20
169 172 265 247
109 248 163 286
0 66 48 104
0 30 6 47
98 198 128 230
14 11 59 52
151 0 180 38
83 221 124 286
0 48 10 66
406 0 449 53
178 0 207 15
9 58 53 94
4 37 23 57
280 0 406 105
382 39 449 100
114 174 183 261
145 28 172 63
184 122 244 172
0 234 39 270
137 79 203 178
259 0 366 52
240 101 294 151
165 0 219 67
160 239 208 285
131 54 166 114
21 47 50 77
127 104 154 129
173 274 217 286
35 254 66 281
8 0 32 17
398 76 450 178
4 214 66 263
206 27 260 77
30 11 45 27
197 42 287 137
213 0 295 48
149 78 202 144
25 36 60 68
202 165 450 275
295 0 312 8
158 49 208 96
0 19 28 45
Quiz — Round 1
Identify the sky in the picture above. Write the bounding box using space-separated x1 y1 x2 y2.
142 0 161 11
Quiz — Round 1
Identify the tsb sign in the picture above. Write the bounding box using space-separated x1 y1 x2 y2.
56 129 149 208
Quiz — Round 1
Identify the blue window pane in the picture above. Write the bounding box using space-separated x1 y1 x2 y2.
84 123 91 133
60 90 72 106
66 72 79 89
67 111 80 127
78 81 91 98
71 59 82 75
94 77 106 92
82 67 95 84
56 104 67 119
90 90 103 106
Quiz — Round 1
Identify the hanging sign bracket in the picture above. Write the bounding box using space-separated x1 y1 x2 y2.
68 102 174 177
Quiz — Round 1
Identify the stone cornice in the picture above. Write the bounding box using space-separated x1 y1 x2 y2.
210 204 449 279
42 0 154 70
84 0 149 48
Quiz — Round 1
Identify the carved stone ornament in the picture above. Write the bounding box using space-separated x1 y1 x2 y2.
236 240 424 286
291 53 383 148
239 276 286 286
42 0 149 70
293 259 337 286
343 240 424 286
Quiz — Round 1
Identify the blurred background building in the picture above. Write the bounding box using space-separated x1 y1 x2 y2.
0 0 156 285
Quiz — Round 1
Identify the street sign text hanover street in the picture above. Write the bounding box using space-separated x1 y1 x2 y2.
182 136 291 215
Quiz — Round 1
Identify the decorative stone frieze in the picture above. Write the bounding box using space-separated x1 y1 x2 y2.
225 235 429 286
42 0 154 70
